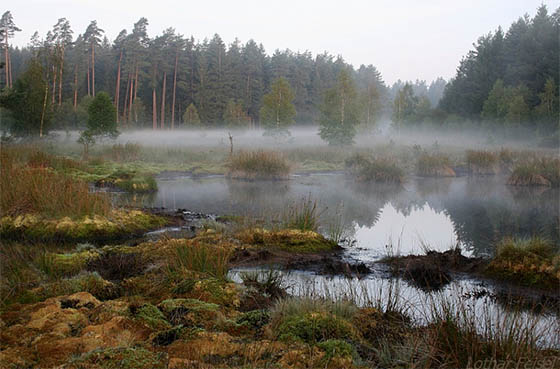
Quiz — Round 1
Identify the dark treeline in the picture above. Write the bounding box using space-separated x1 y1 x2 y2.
438 5 559 133
0 5 558 139
0 15 390 131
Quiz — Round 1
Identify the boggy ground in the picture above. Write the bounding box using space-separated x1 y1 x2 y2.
2 226 559 369
379 241 560 318
2 143 559 368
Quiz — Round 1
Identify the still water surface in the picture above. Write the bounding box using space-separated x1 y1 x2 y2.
121 173 559 259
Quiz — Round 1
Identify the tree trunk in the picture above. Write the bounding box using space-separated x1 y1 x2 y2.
91 43 96 96
8 49 12 88
171 50 179 130
73 65 78 110
123 73 130 124
40 82 48 137
58 48 65 106
115 50 122 123
86 58 91 96
161 73 167 129
129 75 134 125
152 88 157 130
133 63 139 123
52 64 57 105
4 35 8 88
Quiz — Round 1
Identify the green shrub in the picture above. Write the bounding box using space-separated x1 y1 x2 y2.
317 339 357 362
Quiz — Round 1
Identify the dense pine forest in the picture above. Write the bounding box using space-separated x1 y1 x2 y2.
0 5 558 139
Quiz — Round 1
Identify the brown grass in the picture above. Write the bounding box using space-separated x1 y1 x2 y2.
466 150 498 175
1 150 110 218
508 157 560 187
226 150 290 180
416 153 455 177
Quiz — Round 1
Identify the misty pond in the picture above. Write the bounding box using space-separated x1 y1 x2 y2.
119 173 559 259
115 173 560 345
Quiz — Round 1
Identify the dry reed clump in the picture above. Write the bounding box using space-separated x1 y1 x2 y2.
226 150 291 180
345 153 404 184
508 157 560 187
107 142 142 162
1 154 111 218
416 153 455 177
466 150 499 175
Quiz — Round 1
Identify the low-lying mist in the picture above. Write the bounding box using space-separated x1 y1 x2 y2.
50 123 557 152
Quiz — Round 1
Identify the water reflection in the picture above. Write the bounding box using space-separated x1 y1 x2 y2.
116 174 559 257
347 202 464 263
229 268 560 348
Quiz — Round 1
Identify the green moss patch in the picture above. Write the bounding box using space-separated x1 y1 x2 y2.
68 347 167 369
237 228 338 253
132 303 171 331
0 210 167 242
158 298 220 328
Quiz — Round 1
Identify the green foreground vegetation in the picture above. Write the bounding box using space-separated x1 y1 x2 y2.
0 146 559 368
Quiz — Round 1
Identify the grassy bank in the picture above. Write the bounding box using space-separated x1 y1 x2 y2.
0 146 166 242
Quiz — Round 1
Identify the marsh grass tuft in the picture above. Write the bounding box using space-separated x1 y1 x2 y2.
281 196 323 232
416 152 455 177
466 150 499 175
170 240 232 279
226 150 290 180
107 142 141 162
345 153 404 183
508 157 560 187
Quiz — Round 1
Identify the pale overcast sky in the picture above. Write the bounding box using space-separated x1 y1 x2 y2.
6 0 560 84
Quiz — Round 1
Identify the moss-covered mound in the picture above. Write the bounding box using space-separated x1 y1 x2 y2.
484 238 560 290
94 169 158 193
0 210 167 242
236 228 339 253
